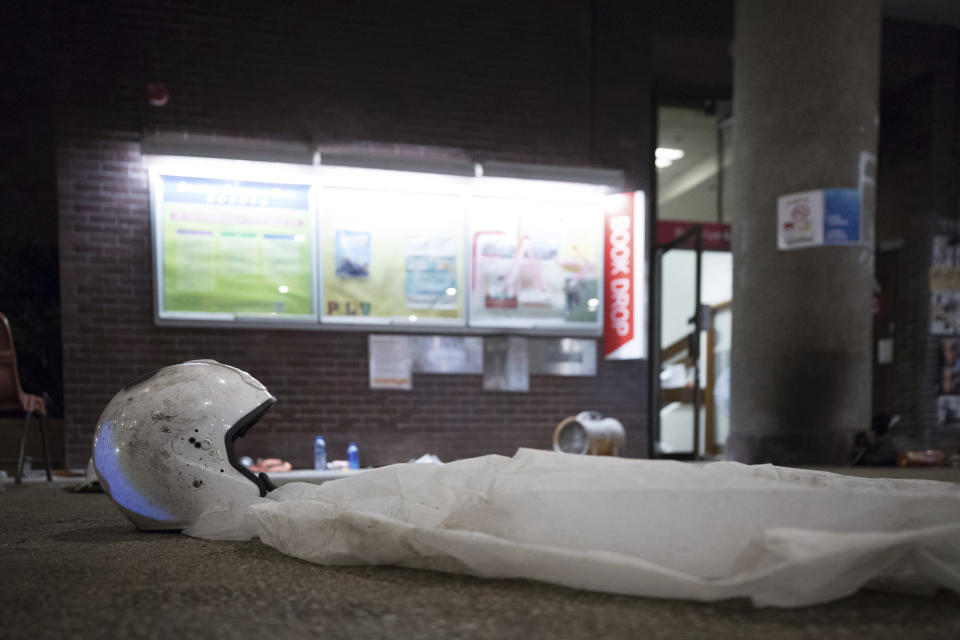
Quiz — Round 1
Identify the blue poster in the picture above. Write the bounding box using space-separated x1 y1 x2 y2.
823 188 860 246
335 230 371 278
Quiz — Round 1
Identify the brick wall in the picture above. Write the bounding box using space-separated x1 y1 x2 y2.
1 2 61 424
53 1 653 468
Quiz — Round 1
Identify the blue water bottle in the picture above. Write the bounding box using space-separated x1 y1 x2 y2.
314 436 327 471
347 442 359 469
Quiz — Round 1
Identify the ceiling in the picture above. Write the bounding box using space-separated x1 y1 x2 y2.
654 2 960 225
656 106 724 224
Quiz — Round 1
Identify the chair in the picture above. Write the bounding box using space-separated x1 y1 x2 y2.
0 312 52 484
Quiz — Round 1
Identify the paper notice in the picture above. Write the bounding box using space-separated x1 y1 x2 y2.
369 335 412 390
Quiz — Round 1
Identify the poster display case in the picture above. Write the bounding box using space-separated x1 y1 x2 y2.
468 177 605 331
148 155 628 336
150 159 317 322
319 167 467 326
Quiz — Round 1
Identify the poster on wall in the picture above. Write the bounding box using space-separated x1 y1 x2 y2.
151 168 316 321
931 235 960 424
776 188 861 250
369 334 413 390
321 177 466 325
929 235 960 335
149 158 624 334
937 337 960 423
822 188 861 245
411 336 483 374
334 230 372 278
603 191 647 360
931 291 959 335
937 395 960 423
405 237 459 310
777 190 823 249
932 235 955 269
468 183 604 331
483 336 530 392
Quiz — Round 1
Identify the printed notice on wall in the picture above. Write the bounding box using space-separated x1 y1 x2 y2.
823 189 861 245
334 230 372 279
483 336 529 392
929 235 960 335
777 188 861 250
777 190 824 250
468 192 603 330
369 334 413 390
411 336 483 374
405 236 459 310
322 183 465 324
937 337 960 424
153 172 316 320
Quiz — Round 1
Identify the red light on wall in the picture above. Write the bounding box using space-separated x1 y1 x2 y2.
147 81 169 107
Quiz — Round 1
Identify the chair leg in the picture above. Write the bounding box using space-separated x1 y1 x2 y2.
38 410 53 482
16 411 32 485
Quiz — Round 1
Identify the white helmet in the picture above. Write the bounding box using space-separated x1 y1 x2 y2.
92 360 277 531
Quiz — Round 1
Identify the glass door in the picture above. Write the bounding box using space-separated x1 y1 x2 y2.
653 103 732 459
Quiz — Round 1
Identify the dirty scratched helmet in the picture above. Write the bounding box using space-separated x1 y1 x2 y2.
92 360 277 531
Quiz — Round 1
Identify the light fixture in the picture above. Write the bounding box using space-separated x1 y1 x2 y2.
278 285 289 294
655 147 685 169
446 287 457 296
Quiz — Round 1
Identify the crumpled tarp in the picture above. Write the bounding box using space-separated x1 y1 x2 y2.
185 448 960 607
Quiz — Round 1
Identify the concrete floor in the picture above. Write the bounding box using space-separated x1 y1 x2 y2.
2 479 960 640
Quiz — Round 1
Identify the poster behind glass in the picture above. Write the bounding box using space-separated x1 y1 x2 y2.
153 170 316 321
468 193 603 331
320 179 465 326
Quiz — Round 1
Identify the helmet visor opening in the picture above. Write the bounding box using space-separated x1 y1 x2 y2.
225 396 278 497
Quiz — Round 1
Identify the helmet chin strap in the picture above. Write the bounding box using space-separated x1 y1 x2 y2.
225 396 279 497
258 472 278 493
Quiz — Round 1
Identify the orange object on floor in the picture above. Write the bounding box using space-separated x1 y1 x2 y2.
249 458 292 473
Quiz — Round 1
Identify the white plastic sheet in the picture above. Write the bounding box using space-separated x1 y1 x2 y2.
185 449 960 607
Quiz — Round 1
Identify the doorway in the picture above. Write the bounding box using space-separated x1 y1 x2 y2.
652 103 732 459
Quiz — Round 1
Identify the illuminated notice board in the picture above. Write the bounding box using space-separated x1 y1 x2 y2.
319 167 467 326
467 178 604 330
149 157 621 334
151 164 317 321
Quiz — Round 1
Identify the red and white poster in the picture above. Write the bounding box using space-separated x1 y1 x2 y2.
603 191 647 360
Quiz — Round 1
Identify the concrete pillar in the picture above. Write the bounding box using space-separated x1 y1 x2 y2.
727 0 881 464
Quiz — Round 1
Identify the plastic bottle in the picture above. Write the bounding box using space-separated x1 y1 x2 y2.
347 442 359 469
314 435 327 471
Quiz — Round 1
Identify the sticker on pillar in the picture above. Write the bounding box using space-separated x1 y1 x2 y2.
823 188 861 246
777 190 824 250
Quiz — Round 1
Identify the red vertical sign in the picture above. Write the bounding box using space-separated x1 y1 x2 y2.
603 191 646 360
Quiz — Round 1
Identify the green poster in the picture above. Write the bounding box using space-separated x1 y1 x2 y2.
157 174 315 318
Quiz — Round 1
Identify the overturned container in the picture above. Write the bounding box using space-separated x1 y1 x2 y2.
553 411 625 456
